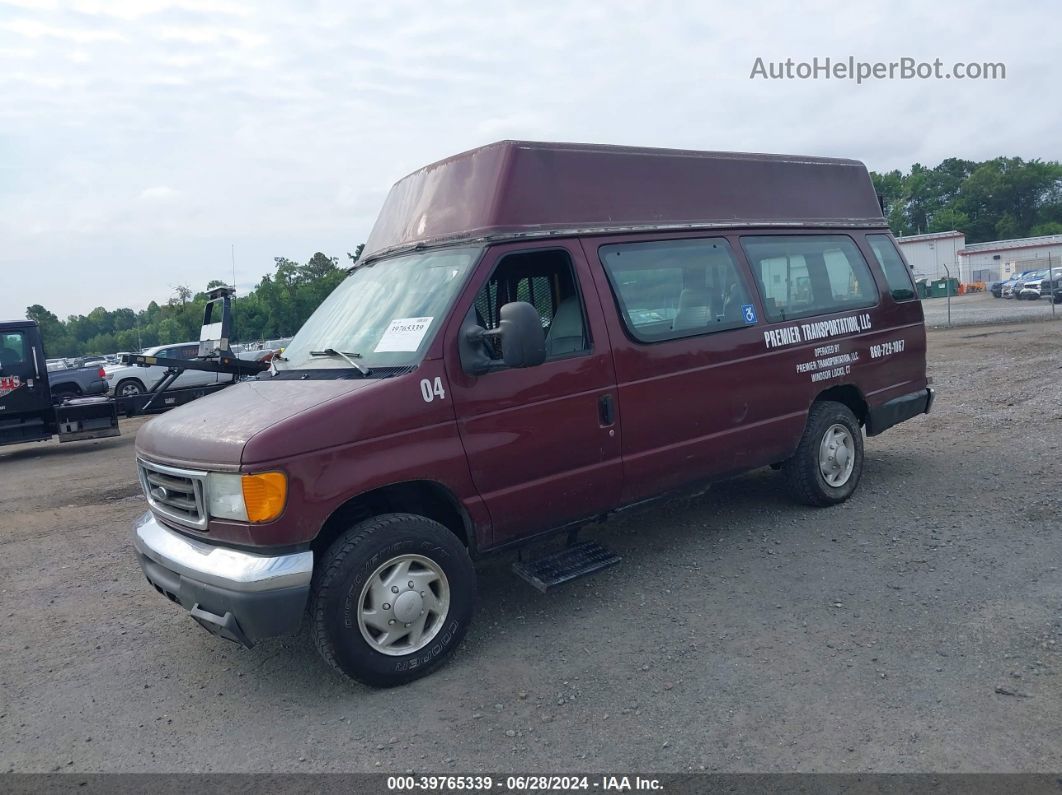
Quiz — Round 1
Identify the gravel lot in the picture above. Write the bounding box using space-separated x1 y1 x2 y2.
2 321 1061 774
921 291 1061 328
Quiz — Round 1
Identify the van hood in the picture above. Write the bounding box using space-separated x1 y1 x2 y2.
135 377 383 469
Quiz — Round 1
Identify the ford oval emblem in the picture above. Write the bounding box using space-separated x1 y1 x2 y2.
150 485 169 501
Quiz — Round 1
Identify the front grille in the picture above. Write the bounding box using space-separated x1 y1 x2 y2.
137 458 208 531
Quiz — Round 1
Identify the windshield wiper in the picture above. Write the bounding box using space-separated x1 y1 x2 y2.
309 349 372 376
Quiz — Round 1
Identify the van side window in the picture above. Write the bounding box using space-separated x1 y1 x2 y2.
866 234 917 301
470 249 588 361
599 238 753 342
741 235 878 322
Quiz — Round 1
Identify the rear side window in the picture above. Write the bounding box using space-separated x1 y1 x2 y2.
866 234 917 301
600 238 754 342
741 235 878 322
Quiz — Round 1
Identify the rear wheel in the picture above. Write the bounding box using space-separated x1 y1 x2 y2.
115 378 144 397
309 513 476 687
51 385 79 404
783 401 864 506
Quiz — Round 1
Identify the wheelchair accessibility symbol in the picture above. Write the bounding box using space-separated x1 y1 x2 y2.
741 304 757 324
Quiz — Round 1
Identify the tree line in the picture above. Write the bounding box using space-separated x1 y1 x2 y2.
27 246 363 359
872 156 1062 242
25 155 1062 358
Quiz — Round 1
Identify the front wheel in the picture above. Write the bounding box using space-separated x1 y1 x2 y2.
783 401 864 506
309 513 476 687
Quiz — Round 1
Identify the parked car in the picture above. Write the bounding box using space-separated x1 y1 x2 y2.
1018 272 1061 300
131 141 932 687
105 341 222 397
989 280 1006 298
1001 271 1035 298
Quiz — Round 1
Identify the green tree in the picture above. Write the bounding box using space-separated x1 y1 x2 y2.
20 243 351 353
871 156 1062 243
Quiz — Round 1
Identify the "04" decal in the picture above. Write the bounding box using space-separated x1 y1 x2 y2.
420 377 446 403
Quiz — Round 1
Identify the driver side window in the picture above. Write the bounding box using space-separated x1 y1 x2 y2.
470 249 590 363
0 331 27 371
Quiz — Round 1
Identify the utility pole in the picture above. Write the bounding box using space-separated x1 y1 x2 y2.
231 243 238 340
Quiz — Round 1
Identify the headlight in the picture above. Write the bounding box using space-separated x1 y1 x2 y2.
205 471 287 523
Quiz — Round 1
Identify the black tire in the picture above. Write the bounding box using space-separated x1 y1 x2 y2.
309 513 476 687
115 378 144 397
782 401 864 507
51 385 79 404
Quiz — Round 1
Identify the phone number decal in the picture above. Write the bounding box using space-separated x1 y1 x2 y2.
870 339 905 359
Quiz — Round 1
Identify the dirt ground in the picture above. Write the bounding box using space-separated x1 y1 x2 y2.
1 320 1061 774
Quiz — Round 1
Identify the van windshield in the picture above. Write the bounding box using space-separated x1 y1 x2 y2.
279 246 481 372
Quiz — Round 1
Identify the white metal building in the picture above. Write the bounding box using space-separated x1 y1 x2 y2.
958 234 1062 282
897 231 1062 283
896 231 965 281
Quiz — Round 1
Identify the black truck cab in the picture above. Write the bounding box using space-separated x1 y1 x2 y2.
1 291 268 450
0 321 57 443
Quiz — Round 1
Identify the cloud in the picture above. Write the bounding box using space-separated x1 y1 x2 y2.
0 0 1060 319
139 186 180 201
1 18 126 43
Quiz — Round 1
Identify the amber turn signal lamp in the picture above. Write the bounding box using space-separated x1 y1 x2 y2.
241 472 288 523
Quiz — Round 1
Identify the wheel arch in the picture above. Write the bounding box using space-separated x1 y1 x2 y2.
812 384 868 427
311 479 474 559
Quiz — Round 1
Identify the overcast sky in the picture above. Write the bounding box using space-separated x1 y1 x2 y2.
2 0 1059 320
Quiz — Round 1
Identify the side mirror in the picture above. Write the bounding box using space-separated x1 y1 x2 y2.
458 301 545 376
498 301 546 369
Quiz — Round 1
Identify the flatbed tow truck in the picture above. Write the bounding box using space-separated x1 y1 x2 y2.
0 288 267 449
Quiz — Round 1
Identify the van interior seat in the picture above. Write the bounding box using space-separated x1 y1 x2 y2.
673 288 710 331
545 297 585 356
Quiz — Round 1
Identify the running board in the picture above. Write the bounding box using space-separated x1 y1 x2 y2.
512 541 621 593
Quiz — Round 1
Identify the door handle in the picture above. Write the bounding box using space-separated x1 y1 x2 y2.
598 393 615 427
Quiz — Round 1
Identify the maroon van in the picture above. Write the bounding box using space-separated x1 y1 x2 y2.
132 141 933 686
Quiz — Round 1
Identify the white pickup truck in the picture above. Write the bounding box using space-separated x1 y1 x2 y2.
104 342 223 397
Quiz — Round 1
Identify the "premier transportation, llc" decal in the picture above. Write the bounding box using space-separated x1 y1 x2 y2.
762 312 872 350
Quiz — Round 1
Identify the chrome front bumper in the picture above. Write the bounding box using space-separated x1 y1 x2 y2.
133 512 312 592
132 512 312 645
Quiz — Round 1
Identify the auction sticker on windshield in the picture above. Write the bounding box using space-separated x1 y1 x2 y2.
375 317 434 352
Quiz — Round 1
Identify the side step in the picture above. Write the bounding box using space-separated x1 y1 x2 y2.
512 541 621 593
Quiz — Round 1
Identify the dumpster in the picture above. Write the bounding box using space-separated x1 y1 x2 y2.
929 278 958 298
915 279 930 299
